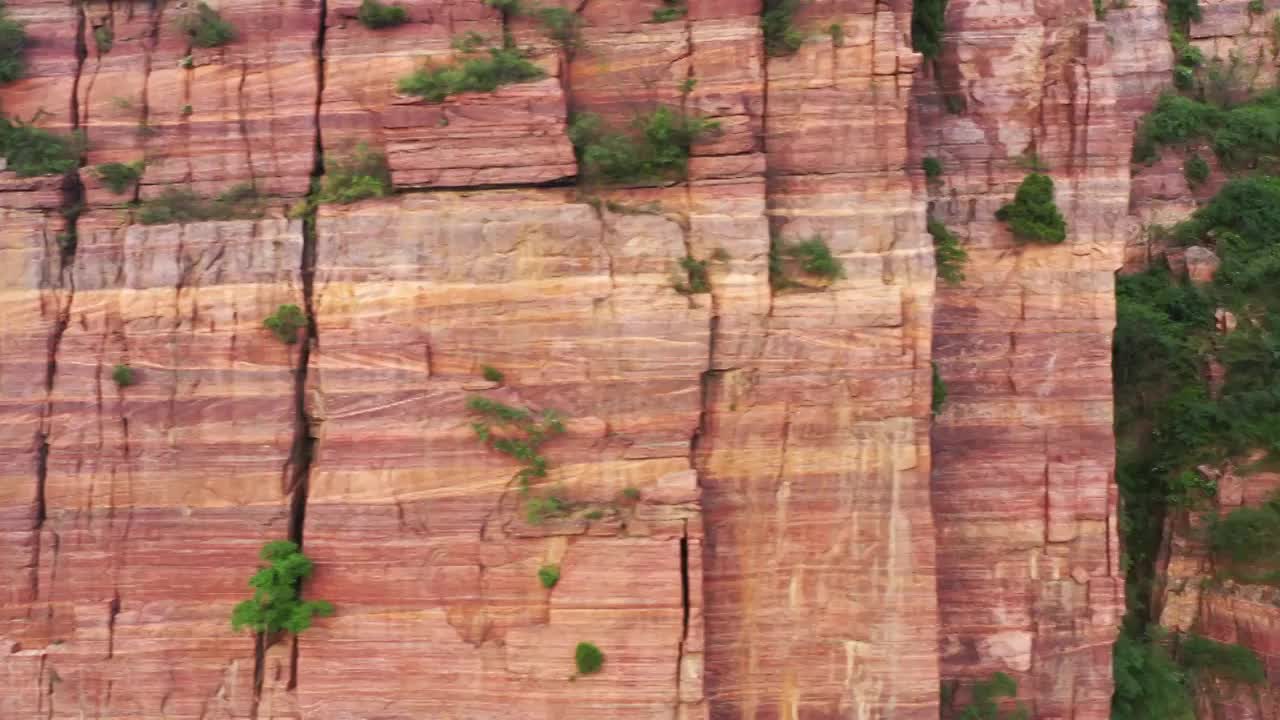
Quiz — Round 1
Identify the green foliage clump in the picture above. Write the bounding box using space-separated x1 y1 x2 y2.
931 362 947 415
264 304 307 344
995 173 1067 244
923 156 943 180
768 234 844 289
828 23 844 46
945 672 1027 720
317 143 391 204
673 256 710 294
1183 153 1209 186
93 24 113 54
1180 634 1266 684
574 641 604 675
621 486 641 501
1168 0 1202 30
397 47 543 103
1112 629 1195 720
179 2 236 48
1249 0 1265 14
929 218 967 284
137 183 262 225
358 0 409 28
912 0 947 59
537 564 560 588
533 6 582 50
1132 92 1217 164
230 540 334 635
1132 91 1280 169
481 364 505 383
569 107 719 185
1209 494 1280 571
95 160 144 194
0 117 80 176
111 363 136 387
762 0 803 56
0 1 26 84
468 394 567 522
652 1 687 22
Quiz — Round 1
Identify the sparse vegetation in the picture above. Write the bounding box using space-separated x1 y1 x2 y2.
0 116 81 176
230 540 334 635
1112 629 1195 720
397 46 544 102
1180 634 1266 684
93 24 113 54
0 1 26 84
569 107 719 185
95 160 144 194
1183 153 1209 186
923 156 943 180
264 304 307 344
762 0 803 56
137 183 263 225
481 365 505 383
652 1 687 22
673 256 710 294
1249 0 1264 14
179 1 236 48
912 0 947 59
828 22 844 46
533 6 582 50
995 173 1067 244
1208 493 1280 578
111 363 136 387
468 394 568 523
358 0 409 28
317 143 391 204
621 486 641 501
928 218 966 284
943 672 1028 720
574 641 604 675
931 362 947 415
537 564 560 588
769 234 845 289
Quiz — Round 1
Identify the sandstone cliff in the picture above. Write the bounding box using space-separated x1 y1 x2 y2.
0 0 1246 717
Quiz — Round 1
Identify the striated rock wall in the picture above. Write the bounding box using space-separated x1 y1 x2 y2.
0 0 1202 715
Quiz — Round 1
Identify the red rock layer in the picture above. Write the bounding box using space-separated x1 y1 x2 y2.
916 0 1170 716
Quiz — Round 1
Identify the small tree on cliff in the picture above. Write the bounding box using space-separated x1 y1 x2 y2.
995 173 1067 244
231 540 333 635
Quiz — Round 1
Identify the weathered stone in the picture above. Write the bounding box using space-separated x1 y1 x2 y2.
1185 245 1222 285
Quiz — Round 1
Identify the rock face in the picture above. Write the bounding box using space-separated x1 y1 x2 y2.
0 0 1214 716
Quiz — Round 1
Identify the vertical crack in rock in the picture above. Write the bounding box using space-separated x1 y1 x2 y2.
673 525 693 717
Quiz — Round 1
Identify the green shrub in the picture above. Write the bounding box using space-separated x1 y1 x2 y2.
534 6 582 50
0 117 80 176
1183 154 1209 186
574 641 604 674
230 540 334 635
569 107 719 185
398 46 543 102
95 160 144 194
1249 0 1264 14
317 143 391 204
179 2 235 48
931 362 947 415
111 363 136 387
673 256 710 294
652 2 686 22
525 494 567 523
484 0 523 13
828 23 844 46
912 0 947 59
762 0 803 56
481 364 505 383
358 0 409 28
1180 634 1266 684
264 304 307 344
137 183 263 225
922 156 943 180
467 394 567 515
1209 494 1280 567
929 219 966 284
93 24 113 54
1132 93 1219 163
1112 629 1195 720
537 564 560 588
995 173 1067 244
0 1 26 84
948 672 1028 720
769 234 844 289
1168 0 1202 29
1093 0 1107 19
621 486 641 500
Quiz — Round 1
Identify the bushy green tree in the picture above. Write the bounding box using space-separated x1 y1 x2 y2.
357 0 409 28
231 541 333 635
569 107 719 184
179 2 235 48
0 1 27 83
995 173 1067 243
912 0 948 59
